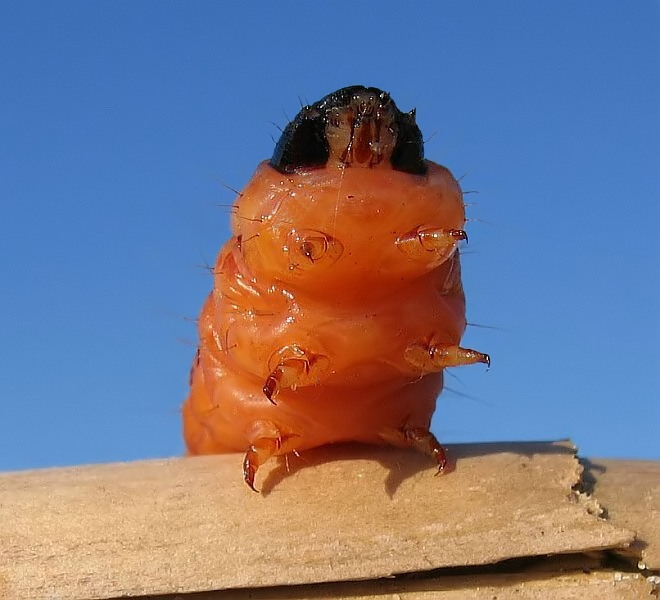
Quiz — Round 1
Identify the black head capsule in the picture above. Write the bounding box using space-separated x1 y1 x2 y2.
270 85 426 175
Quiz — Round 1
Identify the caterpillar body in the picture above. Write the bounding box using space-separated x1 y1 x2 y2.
183 86 489 490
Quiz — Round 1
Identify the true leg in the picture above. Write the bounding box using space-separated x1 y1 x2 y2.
380 426 448 473
242 419 283 491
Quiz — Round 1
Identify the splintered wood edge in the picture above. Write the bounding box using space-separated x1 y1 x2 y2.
583 457 660 570
0 441 654 600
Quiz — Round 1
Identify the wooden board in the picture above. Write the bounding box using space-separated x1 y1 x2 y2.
585 458 660 569
0 441 638 600
146 570 655 600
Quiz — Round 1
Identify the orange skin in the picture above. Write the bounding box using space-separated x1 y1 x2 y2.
182 87 488 490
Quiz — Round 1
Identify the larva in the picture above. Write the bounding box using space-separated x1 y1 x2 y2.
183 85 489 490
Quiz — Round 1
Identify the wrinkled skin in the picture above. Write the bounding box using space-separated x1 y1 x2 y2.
183 86 488 490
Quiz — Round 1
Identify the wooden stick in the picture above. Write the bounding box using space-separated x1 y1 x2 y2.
0 441 652 600
143 570 655 599
586 457 660 569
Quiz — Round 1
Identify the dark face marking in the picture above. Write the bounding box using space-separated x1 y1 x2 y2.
270 85 426 175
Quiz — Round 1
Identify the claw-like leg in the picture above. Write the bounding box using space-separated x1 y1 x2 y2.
286 229 344 269
396 227 467 264
263 345 330 402
405 342 490 373
379 426 448 473
243 438 280 492
242 420 282 491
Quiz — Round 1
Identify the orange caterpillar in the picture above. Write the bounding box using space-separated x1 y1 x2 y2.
183 86 489 490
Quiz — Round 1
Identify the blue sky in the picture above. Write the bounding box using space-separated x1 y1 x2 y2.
1 2 658 471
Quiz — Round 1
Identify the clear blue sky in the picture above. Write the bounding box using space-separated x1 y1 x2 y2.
1 2 658 471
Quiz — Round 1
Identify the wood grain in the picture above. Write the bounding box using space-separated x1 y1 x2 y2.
147 570 654 600
0 441 643 600
585 457 660 569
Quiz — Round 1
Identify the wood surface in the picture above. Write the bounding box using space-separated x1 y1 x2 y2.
147 570 655 599
0 441 656 600
585 457 660 570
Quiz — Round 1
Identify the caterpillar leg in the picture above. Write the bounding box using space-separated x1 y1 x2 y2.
380 426 448 473
262 345 330 402
396 226 467 264
242 420 283 492
405 342 490 373
243 439 280 492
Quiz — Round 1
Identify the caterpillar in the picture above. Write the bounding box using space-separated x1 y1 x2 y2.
182 85 489 490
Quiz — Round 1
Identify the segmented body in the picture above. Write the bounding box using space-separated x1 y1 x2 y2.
183 86 489 489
